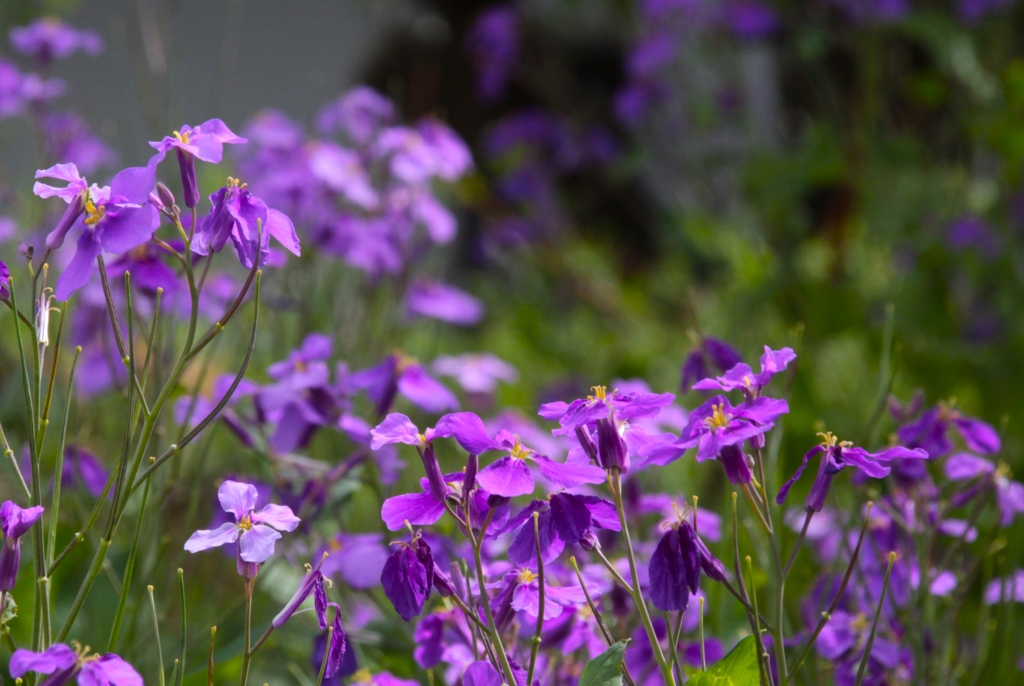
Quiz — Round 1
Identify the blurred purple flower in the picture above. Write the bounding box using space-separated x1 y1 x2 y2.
465 6 519 102
406 280 484 326
432 353 518 394
984 570 1024 603
959 0 1015 23
317 86 396 145
945 452 1024 526
681 337 743 392
724 1 780 39
41 112 117 175
692 346 795 399
351 354 459 415
825 0 910 22
0 60 24 117
320 532 390 589
898 403 1000 458
61 447 109 499
9 18 103 64
946 215 1001 259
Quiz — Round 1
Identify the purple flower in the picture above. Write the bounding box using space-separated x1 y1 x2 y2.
826 0 910 23
777 433 928 512
317 86 396 145
464 6 520 102
61 447 109 499
0 260 9 300
184 480 300 576
475 433 607 498
192 177 301 268
381 533 436 621
648 522 701 612
681 337 743 392
374 122 473 185
36 162 160 300
945 452 1024 527
641 395 789 483
897 403 1001 458
350 354 459 415
692 346 795 399
0 501 44 591
723 1 779 39
495 567 588 621
500 492 620 565
320 532 389 589
150 119 247 208
432 353 518 394
406 280 484 326
42 112 117 175
946 215 1002 259
273 556 329 629
959 0 1015 23
984 570 1024 604
0 60 25 117
9 19 103 64
10 643 142 686
308 141 379 209
463 662 503 686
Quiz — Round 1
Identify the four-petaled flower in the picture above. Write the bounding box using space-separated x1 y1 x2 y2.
898 401 1001 459
691 346 795 400
9 642 142 686
149 119 247 208
184 480 300 576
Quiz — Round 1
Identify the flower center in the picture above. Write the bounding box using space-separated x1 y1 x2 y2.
518 569 538 584
937 399 960 422
238 514 253 531
817 432 852 449
173 129 191 145
998 461 1012 480
83 200 106 226
353 668 374 683
226 176 248 190
510 436 532 460
703 403 732 431
589 385 608 401
851 612 869 634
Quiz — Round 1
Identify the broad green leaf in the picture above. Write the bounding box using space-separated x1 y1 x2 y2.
687 636 760 686
578 641 628 686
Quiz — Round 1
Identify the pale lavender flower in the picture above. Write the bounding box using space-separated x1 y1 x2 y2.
432 353 518 394
406 280 484 326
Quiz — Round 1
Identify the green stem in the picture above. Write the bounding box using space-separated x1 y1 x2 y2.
149 585 166 686
469 509 517 686
56 538 111 642
48 346 81 563
315 626 334 686
610 469 674 686
107 476 152 652
526 512 545 686
239 576 254 686
177 568 187 686
569 557 637 686
853 553 896 686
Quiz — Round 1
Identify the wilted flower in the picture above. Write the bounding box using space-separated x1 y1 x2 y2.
184 480 300 576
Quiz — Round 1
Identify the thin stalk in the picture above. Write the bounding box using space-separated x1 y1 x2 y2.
239 576 254 686
526 512 545 686
569 557 636 686
56 537 111 641
787 503 874 682
610 469 674 686
208 627 217 686
698 597 707 670
0 422 32 500
149 585 166 686
176 568 186 686
853 553 896 686
745 556 772 686
469 524 516 685
783 511 813 579
315 626 334 686
107 476 151 652
48 346 81 562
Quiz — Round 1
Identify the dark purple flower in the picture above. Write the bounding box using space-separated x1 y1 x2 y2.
826 0 910 23
184 480 300 576
9 19 103 64
0 501 44 591
10 643 142 686
381 533 435 621
648 522 701 612
0 260 9 300
432 353 518 394
692 346 795 399
323 602 347 678
777 433 927 512
681 337 743 391
946 215 1001 259
273 556 329 629
640 395 788 482
351 354 459 415
149 119 247 208
192 177 300 268
898 403 1001 458
465 6 520 102
406 279 485 326
500 493 620 565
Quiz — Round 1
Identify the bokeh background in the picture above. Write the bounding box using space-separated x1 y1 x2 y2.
2 0 1024 683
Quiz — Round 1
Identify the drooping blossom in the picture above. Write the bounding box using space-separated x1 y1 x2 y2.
273 555 329 629
692 346 796 400
0 501 44 591
9 19 103 64
381 533 437 621
34 162 160 300
9 643 142 686
640 395 788 483
351 353 459 415
192 176 300 268
149 119 247 208
897 402 1001 458
432 353 518 394
945 452 1024 527
777 433 928 513
184 480 300 576
406 280 485 326
648 509 726 612
464 5 520 102
500 492 620 564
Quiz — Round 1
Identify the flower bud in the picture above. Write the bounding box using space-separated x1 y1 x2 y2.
575 426 598 464
432 563 455 597
419 444 449 503
464 453 478 494
176 148 199 208
0 261 9 301
487 494 510 509
157 181 177 209
596 418 628 471
718 444 752 485
45 192 85 250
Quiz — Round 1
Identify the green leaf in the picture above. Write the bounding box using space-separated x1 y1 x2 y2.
688 636 761 686
2 594 17 625
578 641 628 686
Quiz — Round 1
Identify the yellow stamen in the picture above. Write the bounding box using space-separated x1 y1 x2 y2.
352 668 374 683
703 403 732 431
226 176 248 190
83 200 106 226
238 514 253 531
998 462 1013 480
589 385 608 401
510 436 533 460
518 569 538 584
817 431 853 449
173 129 191 145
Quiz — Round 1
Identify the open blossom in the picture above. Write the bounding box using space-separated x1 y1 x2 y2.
473 430 607 498
34 162 160 300
184 480 300 576
640 395 788 483
192 177 301 268
351 353 459 415
499 492 620 565
9 18 103 64
149 119 247 208
692 346 795 400
432 353 518 394
897 402 1001 458
945 452 1024 527
9 644 141 686
0 501 44 591
777 433 928 513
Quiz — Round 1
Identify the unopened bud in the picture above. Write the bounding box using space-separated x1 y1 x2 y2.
157 181 176 209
